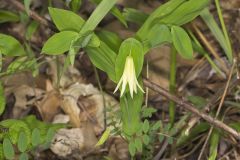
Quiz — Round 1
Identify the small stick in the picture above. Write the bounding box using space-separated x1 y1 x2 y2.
7 0 57 31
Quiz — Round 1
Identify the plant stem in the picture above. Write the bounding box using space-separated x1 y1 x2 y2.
169 46 177 126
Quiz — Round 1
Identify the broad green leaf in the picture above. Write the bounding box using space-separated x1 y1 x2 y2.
209 129 220 160
115 38 144 81
0 10 19 23
42 31 78 55
142 135 150 145
97 30 122 53
0 83 5 115
200 8 232 62
156 0 210 26
147 24 172 48
70 0 82 13
0 34 25 56
123 8 148 25
19 153 28 160
137 0 185 39
171 26 193 59
80 0 117 33
159 135 164 142
17 131 28 152
24 0 32 15
3 138 14 160
95 128 111 146
31 128 41 146
134 138 143 152
128 141 136 157
142 120 149 133
86 41 117 82
48 7 84 32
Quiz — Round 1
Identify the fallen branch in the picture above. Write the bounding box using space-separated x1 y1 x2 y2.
143 78 240 140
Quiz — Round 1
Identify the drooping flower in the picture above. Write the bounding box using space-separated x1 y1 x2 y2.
114 55 144 98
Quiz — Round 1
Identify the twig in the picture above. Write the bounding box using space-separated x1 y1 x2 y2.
143 78 240 140
6 0 57 31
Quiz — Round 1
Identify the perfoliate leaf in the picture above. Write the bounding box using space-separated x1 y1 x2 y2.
142 135 150 145
142 120 150 133
134 138 143 152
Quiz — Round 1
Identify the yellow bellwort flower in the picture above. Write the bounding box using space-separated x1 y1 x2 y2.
114 55 144 98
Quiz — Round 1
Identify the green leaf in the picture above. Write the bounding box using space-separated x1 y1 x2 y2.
167 137 174 144
97 30 122 53
156 0 210 26
142 120 150 134
95 128 111 146
142 135 150 145
19 152 28 160
25 21 39 40
0 10 19 23
115 38 144 81
134 138 143 152
24 0 32 15
86 41 117 82
0 83 5 115
152 121 162 131
128 141 136 157
141 107 156 118
3 138 14 160
91 0 127 27
209 129 220 160
123 8 148 25
45 128 55 143
200 8 232 62
31 128 41 146
70 0 82 13
42 31 78 55
171 26 193 59
0 34 25 56
137 0 185 38
147 24 172 48
17 132 28 152
187 96 207 108
80 0 118 33
159 135 164 142
48 7 84 32
120 91 143 136
0 144 4 160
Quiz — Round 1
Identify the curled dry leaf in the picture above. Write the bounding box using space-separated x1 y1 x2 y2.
50 122 98 157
